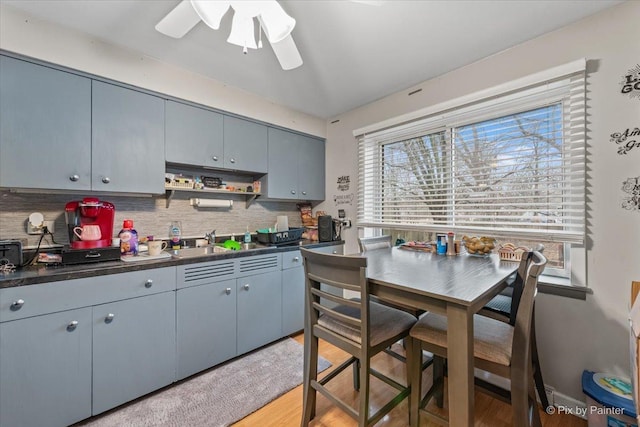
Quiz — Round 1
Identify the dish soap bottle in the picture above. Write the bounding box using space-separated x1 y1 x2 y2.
244 226 251 244
169 221 182 250
119 219 138 256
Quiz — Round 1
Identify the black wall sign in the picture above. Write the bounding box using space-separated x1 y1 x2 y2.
620 64 640 99
611 127 640 154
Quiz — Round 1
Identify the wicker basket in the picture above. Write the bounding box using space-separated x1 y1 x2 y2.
498 245 529 262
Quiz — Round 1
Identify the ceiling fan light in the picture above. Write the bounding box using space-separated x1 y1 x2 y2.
258 2 296 43
190 0 230 30
270 34 303 70
227 13 258 50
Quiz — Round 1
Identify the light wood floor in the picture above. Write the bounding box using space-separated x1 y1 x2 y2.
234 333 586 427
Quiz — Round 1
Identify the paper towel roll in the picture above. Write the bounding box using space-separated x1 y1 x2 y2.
190 198 233 208
276 215 289 231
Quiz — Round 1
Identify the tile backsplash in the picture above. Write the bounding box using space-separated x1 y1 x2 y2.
0 190 302 247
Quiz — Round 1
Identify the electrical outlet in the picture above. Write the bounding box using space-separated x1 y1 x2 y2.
43 220 55 234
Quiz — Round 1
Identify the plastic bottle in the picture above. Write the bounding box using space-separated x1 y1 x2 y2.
447 232 456 256
169 221 182 250
244 227 251 243
119 219 138 256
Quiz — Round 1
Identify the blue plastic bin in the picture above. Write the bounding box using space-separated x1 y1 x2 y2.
582 370 637 427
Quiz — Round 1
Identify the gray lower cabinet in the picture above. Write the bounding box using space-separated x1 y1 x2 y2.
281 250 304 336
223 115 268 173
236 269 282 354
0 308 93 427
92 81 165 194
265 128 325 200
92 291 176 415
0 55 92 191
165 100 224 168
176 279 237 380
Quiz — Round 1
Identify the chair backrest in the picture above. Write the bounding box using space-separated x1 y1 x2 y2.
509 243 545 325
511 251 547 371
358 235 392 253
300 248 371 350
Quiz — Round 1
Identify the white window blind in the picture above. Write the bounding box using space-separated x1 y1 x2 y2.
357 66 586 244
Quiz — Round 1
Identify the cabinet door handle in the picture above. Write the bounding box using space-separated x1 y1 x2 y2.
69 174 80 182
302 191 307 196
212 156 218 161
290 190 296 195
225 288 231 295
333 251 337 254
229 158 236 164
67 320 79 332
293 256 300 262
243 284 250 291
102 176 111 184
10 299 25 311
105 313 115 323
145 279 153 288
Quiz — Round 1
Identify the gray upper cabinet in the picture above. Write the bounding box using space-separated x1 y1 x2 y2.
0 55 92 190
92 81 165 194
223 115 268 173
265 128 325 200
165 100 224 168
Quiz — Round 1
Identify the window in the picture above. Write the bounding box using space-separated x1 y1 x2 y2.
357 63 586 280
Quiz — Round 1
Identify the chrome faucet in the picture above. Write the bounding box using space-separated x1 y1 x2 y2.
205 229 216 245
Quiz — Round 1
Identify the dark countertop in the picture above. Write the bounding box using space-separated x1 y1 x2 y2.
0 240 344 289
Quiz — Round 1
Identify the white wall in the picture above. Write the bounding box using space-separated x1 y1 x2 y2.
319 0 640 401
0 4 326 138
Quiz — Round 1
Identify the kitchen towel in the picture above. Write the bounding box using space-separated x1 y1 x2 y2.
190 198 233 208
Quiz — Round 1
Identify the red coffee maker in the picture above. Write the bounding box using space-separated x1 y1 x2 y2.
65 198 115 249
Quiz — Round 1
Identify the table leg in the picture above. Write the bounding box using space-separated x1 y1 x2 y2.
446 304 474 426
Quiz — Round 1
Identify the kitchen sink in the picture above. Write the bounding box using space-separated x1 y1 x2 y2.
169 245 230 258
169 243 262 259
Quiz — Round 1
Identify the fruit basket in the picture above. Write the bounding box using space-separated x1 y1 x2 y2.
461 236 496 256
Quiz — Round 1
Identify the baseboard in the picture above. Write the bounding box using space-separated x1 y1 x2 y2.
549 389 588 420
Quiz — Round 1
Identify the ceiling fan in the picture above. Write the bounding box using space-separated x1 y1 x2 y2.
155 0 303 70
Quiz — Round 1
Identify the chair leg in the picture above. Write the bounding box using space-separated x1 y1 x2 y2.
528 369 542 427
301 334 319 426
359 353 371 427
433 356 445 408
353 358 361 391
531 321 549 409
409 338 422 427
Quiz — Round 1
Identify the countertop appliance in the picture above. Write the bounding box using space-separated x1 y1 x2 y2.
318 215 341 242
65 198 115 249
0 240 23 267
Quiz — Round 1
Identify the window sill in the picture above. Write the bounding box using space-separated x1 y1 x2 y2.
538 275 591 300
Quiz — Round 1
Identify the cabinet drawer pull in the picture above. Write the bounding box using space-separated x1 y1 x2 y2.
105 313 115 323
67 320 79 332
225 288 231 295
243 284 250 291
102 176 111 184
290 190 296 195
229 158 236 164
212 156 218 161
302 191 307 196
69 174 80 182
144 279 153 288
333 251 337 254
10 299 25 311
293 256 300 262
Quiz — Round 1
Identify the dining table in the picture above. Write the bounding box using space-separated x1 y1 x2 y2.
362 246 519 427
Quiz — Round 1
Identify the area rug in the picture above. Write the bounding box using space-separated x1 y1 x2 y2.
78 338 331 427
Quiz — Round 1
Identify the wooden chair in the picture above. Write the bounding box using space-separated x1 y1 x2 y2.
357 236 430 370
357 235 394 252
408 251 547 427
300 248 417 427
479 244 549 410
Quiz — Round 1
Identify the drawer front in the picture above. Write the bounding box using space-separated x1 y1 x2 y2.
0 267 176 321
281 250 303 270
310 244 344 255
177 258 237 289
